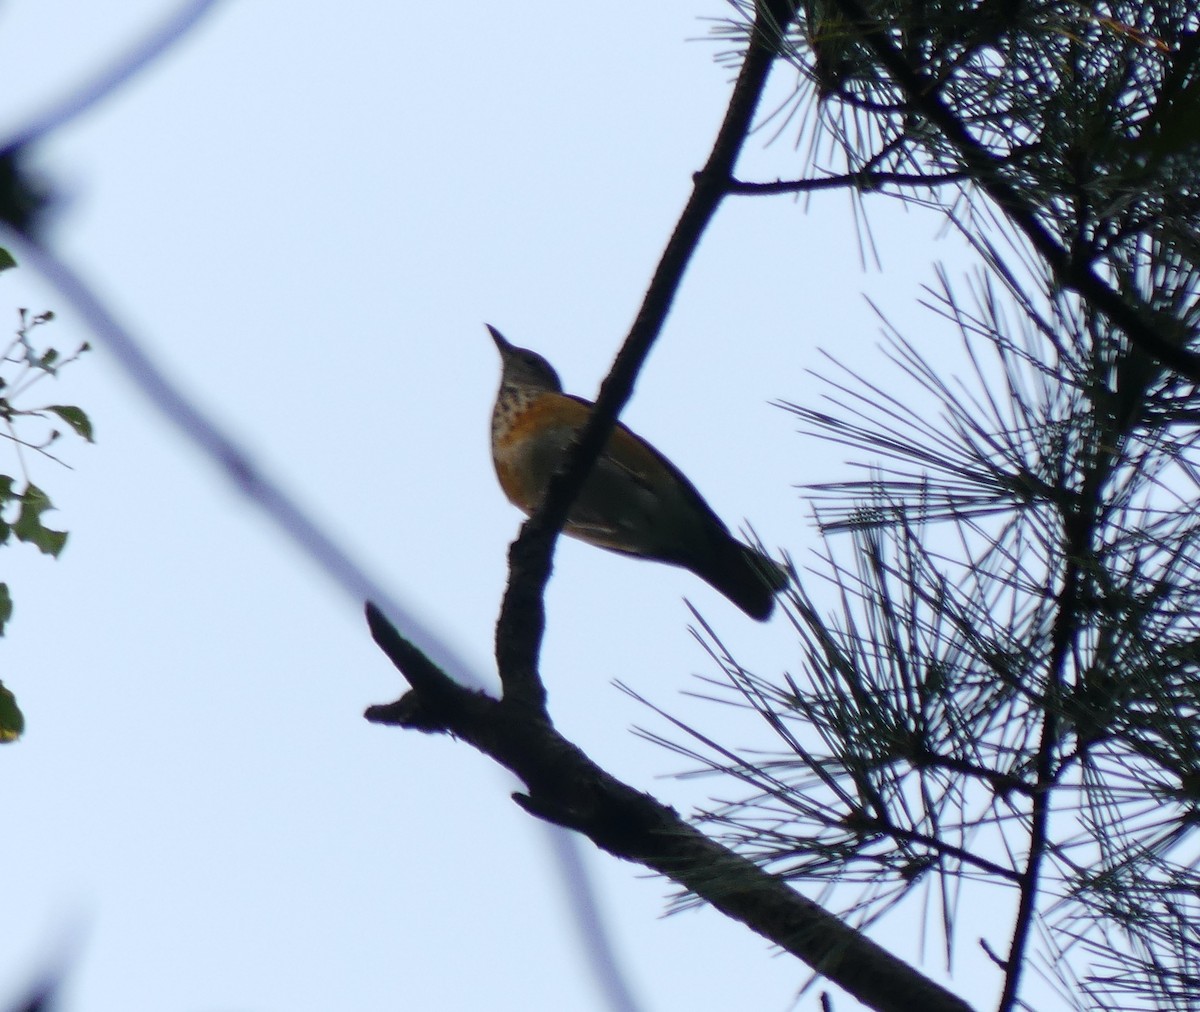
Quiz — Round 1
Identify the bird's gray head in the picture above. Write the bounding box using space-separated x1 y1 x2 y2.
487 325 563 392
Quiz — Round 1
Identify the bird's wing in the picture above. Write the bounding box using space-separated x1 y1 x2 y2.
554 395 734 557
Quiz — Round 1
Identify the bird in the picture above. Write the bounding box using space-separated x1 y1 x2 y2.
487 325 788 620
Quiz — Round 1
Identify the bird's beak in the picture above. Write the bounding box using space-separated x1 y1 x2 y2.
486 324 510 354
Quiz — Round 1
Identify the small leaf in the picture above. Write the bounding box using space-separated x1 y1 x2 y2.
0 583 10 636
45 405 94 442
13 484 67 557
0 680 24 742
0 248 15 272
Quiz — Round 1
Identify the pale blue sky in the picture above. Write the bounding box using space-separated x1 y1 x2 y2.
0 3 1021 1010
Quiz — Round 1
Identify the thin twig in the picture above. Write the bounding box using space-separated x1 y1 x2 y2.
728 168 971 194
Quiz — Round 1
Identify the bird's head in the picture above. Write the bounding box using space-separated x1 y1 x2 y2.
487 324 563 393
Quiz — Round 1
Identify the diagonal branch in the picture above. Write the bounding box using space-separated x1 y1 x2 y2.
365 604 975 1012
494 0 802 708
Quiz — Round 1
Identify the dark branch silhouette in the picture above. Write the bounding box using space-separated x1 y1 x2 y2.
365 604 973 1012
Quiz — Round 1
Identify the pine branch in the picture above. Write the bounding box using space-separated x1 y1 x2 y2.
828 0 1200 383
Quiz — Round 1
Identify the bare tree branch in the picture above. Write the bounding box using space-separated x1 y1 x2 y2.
365 604 975 1012
494 0 805 708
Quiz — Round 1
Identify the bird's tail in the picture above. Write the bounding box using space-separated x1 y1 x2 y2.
693 538 788 621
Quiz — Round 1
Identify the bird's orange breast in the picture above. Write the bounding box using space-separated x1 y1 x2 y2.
492 391 595 511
